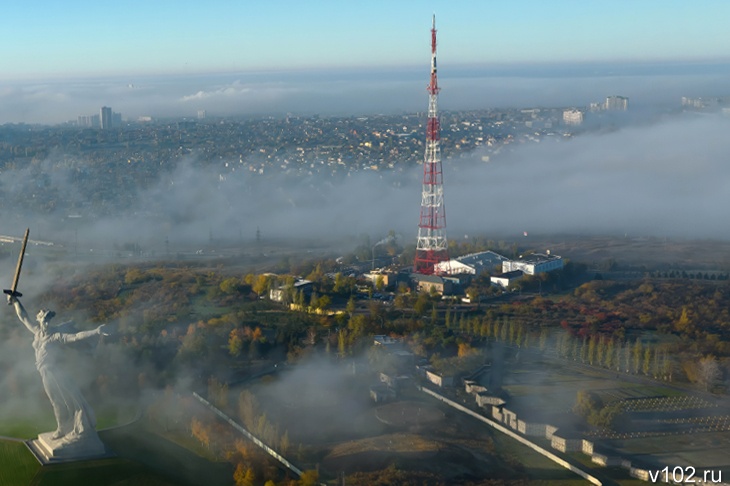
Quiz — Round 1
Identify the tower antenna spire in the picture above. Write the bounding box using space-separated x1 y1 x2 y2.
414 15 449 275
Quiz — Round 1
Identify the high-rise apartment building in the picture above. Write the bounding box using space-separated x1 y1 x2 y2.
100 106 113 129
605 96 628 111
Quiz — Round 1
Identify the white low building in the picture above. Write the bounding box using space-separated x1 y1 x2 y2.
426 370 453 387
434 250 509 276
502 253 563 275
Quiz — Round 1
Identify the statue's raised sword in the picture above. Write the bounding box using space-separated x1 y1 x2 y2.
4 228 29 301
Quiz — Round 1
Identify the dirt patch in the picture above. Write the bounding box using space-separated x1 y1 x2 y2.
375 400 445 428
322 432 479 476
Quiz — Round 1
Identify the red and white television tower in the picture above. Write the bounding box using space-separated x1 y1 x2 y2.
414 15 449 275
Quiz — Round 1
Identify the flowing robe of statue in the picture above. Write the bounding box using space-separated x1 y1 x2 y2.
9 296 108 457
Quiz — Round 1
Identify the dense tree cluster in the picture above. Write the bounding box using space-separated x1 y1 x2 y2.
573 390 624 429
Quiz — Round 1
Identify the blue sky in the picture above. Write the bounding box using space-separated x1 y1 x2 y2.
2 0 730 80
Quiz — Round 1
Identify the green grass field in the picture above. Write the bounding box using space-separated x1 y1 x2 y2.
28 458 180 486
0 421 232 486
0 440 39 486
488 434 594 486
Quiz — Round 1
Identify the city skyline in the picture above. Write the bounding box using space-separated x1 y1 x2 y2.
2 1 730 81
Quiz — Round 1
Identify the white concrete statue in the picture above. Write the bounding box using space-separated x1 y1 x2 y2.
8 294 109 461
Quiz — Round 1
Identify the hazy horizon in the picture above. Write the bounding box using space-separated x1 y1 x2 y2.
2 59 730 124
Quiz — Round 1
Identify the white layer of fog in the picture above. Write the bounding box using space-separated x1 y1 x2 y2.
447 114 730 240
1 111 728 255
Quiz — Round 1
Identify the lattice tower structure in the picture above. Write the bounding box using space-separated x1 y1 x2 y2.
414 15 449 275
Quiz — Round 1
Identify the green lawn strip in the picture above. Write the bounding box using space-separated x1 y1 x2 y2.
95 405 140 430
490 433 580 481
640 386 684 398
0 440 40 486
0 421 230 486
526 479 589 486
100 422 232 486
149 426 221 462
189 299 233 320
566 453 651 486
610 467 656 486
29 458 179 486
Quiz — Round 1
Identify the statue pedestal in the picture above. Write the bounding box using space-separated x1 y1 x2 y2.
27 431 109 465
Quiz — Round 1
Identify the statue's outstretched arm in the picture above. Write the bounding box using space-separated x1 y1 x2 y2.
7 295 37 334
59 324 108 344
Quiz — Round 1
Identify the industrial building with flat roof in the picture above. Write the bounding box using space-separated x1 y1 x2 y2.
490 270 525 288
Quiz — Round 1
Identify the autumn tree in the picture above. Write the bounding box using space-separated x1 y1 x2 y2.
596 336 605 366
191 417 211 449
229 329 244 357
660 349 673 381
642 348 652 376
605 338 614 369
632 338 643 374
233 462 255 486
346 296 356 316
220 277 243 295
208 377 228 409
333 272 355 295
457 342 476 357
588 335 597 365
466 285 480 304
539 328 548 350
675 306 692 334
280 429 290 455
238 390 257 429
413 292 431 316
573 390 599 418
338 329 348 357
298 469 320 486
698 355 721 391
253 274 271 297
314 294 331 311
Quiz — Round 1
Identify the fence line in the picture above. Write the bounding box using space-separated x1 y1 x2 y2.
192 392 305 478
419 386 603 486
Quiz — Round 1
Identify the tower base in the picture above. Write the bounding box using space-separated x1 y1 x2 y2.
26 431 111 465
